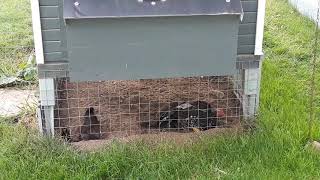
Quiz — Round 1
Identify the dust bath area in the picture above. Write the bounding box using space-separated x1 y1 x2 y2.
72 127 242 152
54 76 243 142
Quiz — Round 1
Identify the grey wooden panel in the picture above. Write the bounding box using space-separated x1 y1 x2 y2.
238 0 257 54
238 11 257 54
242 12 257 23
241 1 258 12
38 63 68 78
44 52 64 62
38 55 263 79
64 0 242 19
58 0 68 61
41 18 60 30
39 0 59 6
238 34 255 45
40 0 67 60
40 6 59 18
40 0 257 10
237 54 261 62
38 0 259 61
42 29 61 41
66 16 240 81
238 45 255 54
43 41 62 53
239 23 256 35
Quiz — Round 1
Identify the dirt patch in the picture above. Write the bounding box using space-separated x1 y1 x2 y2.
54 76 242 142
0 88 37 117
72 127 243 152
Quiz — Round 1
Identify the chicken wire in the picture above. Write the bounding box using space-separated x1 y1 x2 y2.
38 60 261 142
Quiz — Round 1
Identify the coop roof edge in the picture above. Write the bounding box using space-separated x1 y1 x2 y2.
64 13 243 20
63 0 243 20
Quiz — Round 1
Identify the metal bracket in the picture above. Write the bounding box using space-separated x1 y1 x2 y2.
38 78 56 136
243 67 261 118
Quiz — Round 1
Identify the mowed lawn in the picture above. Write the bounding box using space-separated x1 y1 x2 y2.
1 0 320 179
0 0 33 77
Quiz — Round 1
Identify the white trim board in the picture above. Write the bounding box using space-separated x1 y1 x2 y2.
255 0 266 56
39 79 55 106
31 0 44 64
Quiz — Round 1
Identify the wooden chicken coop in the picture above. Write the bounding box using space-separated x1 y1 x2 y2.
31 0 266 141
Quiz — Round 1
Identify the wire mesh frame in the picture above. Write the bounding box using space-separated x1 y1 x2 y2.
38 60 261 142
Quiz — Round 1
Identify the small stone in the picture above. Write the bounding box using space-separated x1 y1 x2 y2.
305 141 320 153
0 77 24 88
192 128 201 133
311 141 320 151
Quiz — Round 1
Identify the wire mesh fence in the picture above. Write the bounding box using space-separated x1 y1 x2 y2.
38 60 261 142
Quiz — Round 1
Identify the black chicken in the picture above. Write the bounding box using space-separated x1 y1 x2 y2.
61 128 71 142
159 101 225 132
81 107 101 140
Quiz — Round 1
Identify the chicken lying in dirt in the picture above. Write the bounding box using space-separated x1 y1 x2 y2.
159 101 225 132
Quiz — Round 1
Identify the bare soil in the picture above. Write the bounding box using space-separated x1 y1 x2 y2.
72 127 243 152
54 76 242 142
0 88 37 117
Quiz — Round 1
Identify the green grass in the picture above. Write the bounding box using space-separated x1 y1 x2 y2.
1 0 320 179
0 0 33 77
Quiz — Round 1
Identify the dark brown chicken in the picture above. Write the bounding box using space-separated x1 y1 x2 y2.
80 107 101 140
61 128 71 142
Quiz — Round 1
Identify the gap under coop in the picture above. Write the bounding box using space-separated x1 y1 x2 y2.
33 0 265 142
38 59 261 142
